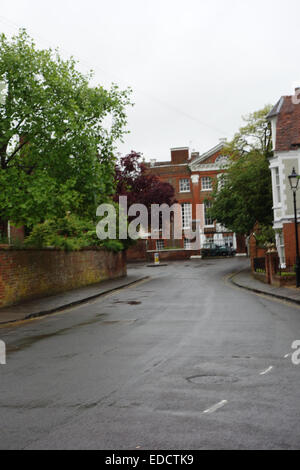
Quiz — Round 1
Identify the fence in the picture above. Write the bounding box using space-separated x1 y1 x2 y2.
276 257 296 278
253 257 266 273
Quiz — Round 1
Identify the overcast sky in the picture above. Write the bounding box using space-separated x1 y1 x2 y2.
1 0 300 161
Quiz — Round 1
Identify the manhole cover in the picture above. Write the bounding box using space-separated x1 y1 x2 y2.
187 375 239 385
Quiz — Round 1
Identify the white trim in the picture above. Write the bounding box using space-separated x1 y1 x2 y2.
201 176 213 191
170 147 189 150
190 143 224 167
191 174 200 184
7 221 11 244
190 162 228 172
150 163 189 168
181 202 192 230
179 178 191 193
269 152 300 225
156 240 165 251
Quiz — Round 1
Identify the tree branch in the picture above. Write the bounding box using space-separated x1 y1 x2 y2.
6 139 28 164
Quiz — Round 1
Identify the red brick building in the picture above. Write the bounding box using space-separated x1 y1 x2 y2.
145 144 247 255
267 91 300 268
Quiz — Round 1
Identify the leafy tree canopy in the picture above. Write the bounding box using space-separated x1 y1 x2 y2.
225 105 273 159
0 29 132 226
209 105 273 235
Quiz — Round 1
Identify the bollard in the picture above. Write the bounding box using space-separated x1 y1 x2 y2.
154 252 160 265
0 340 6 365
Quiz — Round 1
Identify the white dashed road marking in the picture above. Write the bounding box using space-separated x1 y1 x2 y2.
203 400 228 414
260 366 273 376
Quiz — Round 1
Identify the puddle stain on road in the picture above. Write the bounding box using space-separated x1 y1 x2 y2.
186 374 239 385
113 300 142 306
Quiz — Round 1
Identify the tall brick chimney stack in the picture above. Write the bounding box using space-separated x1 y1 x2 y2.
170 147 189 164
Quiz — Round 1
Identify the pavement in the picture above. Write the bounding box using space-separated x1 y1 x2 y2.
231 268 300 305
0 270 148 326
1 258 300 449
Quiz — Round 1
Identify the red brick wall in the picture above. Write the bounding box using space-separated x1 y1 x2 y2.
0 248 126 308
148 249 200 262
0 222 25 243
171 148 189 164
236 234 247 254
126 240 148 261
10 225 25 242
249 233 265 260
283 221 300 265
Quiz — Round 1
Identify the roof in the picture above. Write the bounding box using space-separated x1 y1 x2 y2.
268 95 300 151
145 142 225 170
145 161 189 168
189 142 224 168
266 97 285 119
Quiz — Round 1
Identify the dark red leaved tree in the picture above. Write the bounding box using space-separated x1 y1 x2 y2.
114 151 176 228
114 151 176 220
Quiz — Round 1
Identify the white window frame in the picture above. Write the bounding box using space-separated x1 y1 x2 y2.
179 178 191 193
277 230 286 268
181 203 192 229
204 201 214 227
274 167 281 205
217 174 227 191
202 177 213 191
184 238 192 250
224 236 233 247
156 239 164 251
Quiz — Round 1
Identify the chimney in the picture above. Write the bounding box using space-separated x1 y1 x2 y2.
170 147 189 164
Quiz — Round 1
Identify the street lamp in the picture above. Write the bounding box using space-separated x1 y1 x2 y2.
288 167 300 287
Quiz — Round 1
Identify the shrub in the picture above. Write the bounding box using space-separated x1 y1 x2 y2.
24 214 125 252
255 225 276 247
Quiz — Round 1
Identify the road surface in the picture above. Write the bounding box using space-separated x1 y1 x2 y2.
0 258 300 449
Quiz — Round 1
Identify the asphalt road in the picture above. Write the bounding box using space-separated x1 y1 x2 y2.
0 258 300 450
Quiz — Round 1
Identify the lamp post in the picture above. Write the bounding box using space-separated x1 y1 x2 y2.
288 167 300 287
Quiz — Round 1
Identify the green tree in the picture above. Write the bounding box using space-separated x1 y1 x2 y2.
0 30 131 226
225 105 273 158
209 105 273 235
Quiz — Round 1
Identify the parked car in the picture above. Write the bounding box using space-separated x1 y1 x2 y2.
201 243 236 257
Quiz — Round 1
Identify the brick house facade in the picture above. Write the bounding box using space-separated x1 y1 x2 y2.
145 144 247 255
267 91 300 268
